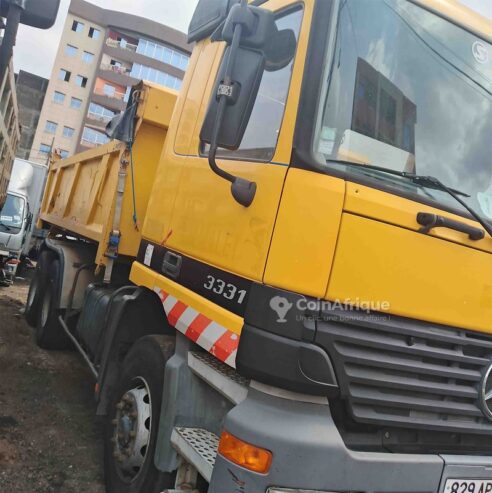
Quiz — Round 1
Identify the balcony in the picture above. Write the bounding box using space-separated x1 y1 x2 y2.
105 38 138 53
80 139 98 149
86 112 112 130
94 86 126 101
100 63 131 75
98 63 139 87
92 89 127 112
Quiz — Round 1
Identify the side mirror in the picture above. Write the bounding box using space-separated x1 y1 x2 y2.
26 212 33 230
200 3 277 207
264 29 298 72
188 0 239 43
0 0 61 83
201 47 265 150
0 0 60 29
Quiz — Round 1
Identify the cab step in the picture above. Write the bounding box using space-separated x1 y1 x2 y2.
170 427 219 483
187 351 249 405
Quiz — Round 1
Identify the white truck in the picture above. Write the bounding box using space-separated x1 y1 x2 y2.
0 158 48 286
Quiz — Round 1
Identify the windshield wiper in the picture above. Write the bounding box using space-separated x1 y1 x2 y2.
0 222 11 232
329 160 492 239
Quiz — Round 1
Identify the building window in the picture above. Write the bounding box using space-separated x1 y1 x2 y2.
60 150 69 159
88 102 116 122
72 20 84 33
131 63 182 90
71 97 83 109
82 126 110 146
40 143 51 155
89 27 100 39
59 69 71 82
82 51 95 64
63 126 75 138
103 83 116 97
136 38 189 71
124 86 131 103
65 44 78 57
53 91 65 104
76 75 88 88
45 120 58 134
171 51 189 71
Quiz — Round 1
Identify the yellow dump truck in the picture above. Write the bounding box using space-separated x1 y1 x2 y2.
26 1 492 493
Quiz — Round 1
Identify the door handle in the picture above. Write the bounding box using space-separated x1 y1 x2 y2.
162 251 182 279
417 212 485 241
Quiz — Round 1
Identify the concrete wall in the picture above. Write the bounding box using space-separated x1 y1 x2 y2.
15 71 49 160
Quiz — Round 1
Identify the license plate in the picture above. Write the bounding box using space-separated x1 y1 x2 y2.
445 479 492 493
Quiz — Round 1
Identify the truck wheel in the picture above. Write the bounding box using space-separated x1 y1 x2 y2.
35 259 71 350
104 335 176 493
25 250 54 327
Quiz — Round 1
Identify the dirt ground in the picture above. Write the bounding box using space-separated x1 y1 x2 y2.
0 281 105 492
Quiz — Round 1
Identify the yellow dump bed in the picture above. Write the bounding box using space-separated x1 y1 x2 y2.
38 83 177 268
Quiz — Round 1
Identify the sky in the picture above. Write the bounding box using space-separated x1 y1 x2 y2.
13 0 199 78
11 0 492 79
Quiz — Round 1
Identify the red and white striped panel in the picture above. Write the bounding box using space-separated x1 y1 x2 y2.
154 287 239 368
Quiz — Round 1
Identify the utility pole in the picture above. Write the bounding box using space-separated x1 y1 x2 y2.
47 136 55 166
0 0 27 82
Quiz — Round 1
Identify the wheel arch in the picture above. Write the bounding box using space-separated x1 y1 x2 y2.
39 238 98 311
96 285 175 416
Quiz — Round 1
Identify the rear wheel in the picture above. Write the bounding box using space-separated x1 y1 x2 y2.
104 335 176 493
25 250 54 327
35 259 71 350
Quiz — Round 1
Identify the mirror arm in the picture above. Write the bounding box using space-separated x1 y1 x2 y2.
208 98 237 184
206 0 258 208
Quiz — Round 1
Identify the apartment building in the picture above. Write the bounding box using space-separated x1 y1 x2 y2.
0 60 21 207
29 0 190 163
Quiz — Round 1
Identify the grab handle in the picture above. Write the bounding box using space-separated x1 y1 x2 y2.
417 212 485 241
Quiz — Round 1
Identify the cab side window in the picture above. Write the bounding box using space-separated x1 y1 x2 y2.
212 6 303 162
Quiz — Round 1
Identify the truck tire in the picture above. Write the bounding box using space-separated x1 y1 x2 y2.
35 259 71 350
104 335 176 493
25 250 54 327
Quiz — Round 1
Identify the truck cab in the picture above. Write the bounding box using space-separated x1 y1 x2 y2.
130 0 492 490
0 159 48 286
0 190 30 284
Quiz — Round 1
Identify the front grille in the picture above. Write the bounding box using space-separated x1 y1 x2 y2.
316 309 492 435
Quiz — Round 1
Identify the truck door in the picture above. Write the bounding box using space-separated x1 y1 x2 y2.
165 1 308 284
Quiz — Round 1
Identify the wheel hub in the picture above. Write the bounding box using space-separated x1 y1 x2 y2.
112 379 151 480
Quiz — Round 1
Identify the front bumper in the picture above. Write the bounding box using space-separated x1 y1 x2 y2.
208 388 492 493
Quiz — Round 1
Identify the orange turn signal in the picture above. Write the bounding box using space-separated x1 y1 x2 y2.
218 430 272 474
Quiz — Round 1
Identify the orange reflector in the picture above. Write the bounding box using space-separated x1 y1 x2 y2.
218 431 272 474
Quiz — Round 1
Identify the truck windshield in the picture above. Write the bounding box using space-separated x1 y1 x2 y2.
0 194 25 233
316 0 492 224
